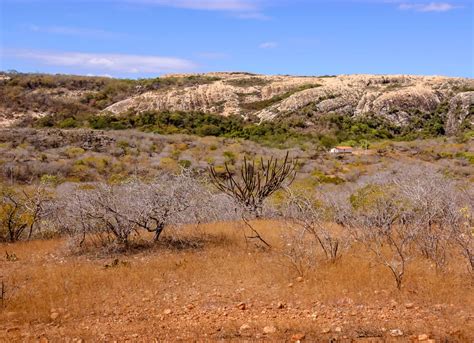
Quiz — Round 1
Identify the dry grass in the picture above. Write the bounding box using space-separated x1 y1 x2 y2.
1 221 473 341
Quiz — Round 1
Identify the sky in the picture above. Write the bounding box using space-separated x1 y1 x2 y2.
0 0 473 78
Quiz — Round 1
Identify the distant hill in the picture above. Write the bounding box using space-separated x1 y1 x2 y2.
1 72 473 136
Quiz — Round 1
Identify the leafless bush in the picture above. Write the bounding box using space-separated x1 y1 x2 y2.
389 167 455 269
284 187 352 263
0 183 52 242
448 186 474 272
55 172 220 250
388 167 474 271
342 166 473 288
279 224 319 277
346 182 417 289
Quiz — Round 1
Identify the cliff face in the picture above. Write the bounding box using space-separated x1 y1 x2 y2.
104 73 474 132
1 72 473 133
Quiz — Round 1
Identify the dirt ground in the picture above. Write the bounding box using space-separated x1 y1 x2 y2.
0 222 473 342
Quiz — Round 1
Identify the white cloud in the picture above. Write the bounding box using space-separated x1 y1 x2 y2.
259 41 278 49
86 73 113 78
28 25 124 39
398 2 459 12
137 0 259 11
5 50 196 74
7 0 269 20
124 0 269 20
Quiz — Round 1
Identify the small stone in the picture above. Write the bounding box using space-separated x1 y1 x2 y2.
291 333 305 341
418 334 429 341
239 324 251 332
288 283 294 288
237 302 246 310
39 337 49 343
50 312 59 320
296 277 304 283
277 302 285 309
335 326 342 333
6 328 21 339
263 325 277 334
163 309 172 315
405 302 415 309
321 327 331 334
390 329 403 337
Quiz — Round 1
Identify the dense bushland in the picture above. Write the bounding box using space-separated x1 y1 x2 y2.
30 108 461 150
1 158 472 289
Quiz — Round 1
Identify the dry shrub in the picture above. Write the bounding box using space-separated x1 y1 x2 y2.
52 172 239 252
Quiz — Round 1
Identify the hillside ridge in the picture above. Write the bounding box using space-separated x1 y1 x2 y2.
1 72 473 134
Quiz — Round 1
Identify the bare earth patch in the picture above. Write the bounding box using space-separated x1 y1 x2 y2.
0 222 473 342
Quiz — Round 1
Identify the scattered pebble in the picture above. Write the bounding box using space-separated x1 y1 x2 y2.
239 324 251 332
291 332 306 341
390 329 404 337
263 325 277 334
418 334 429 341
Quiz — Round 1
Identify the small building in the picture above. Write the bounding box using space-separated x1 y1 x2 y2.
329 146 354 154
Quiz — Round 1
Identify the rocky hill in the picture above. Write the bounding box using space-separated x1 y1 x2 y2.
1 72 473 134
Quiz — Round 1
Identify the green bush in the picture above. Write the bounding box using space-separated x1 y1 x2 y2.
58 117 78 128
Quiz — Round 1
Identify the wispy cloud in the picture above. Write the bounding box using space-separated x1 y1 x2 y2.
259 41 278 49
4 49 196 74
126 0 268 19
136 0 258 11
28 24 124 39
6 0 269 20
398 2 460 12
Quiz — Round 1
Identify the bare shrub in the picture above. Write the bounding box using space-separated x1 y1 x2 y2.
448 186 474 272
344 166 473 288
390 167 456 270
346 182 418 290
279 224 319 277
284 187 351 263
0 183 51 242
55 172 217 250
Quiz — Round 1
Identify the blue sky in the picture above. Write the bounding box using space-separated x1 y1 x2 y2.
0 0 472 78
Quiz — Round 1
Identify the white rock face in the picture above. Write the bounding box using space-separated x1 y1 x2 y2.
2 72 473 132
103 73 473 132
445 91 474 134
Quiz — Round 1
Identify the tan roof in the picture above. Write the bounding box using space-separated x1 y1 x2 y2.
335 146 353 149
